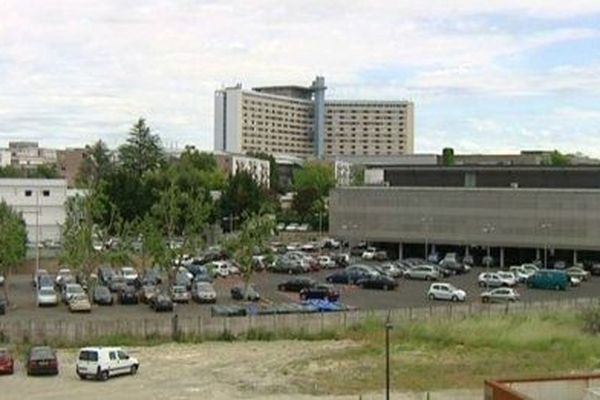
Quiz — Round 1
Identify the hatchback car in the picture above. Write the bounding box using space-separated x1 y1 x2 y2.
427 283 466 302
356 275 397 291
404 265 440 280
62 283 85 303
93 285 114 305
191 281 217 303
119 287 139 305
26 346 59 376
76 347 139 381
149 293 174 312
55 268 74 288
231 285 261 301
69 293 92 312
481 288 520 303
170 285 191 303
566 266 590 281
318 256 337 269
477 272 504 288
277 277 316 292
299 284 340 302
37 287 59 307
120 266 139 284
0 348 14 375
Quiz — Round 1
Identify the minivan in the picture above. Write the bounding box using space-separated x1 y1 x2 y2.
526 269 568 291
76 347 139 381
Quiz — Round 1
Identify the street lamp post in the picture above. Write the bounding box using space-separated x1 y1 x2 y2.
22 190 41 281
482 223 495 269
540 222 552 268
384 315 393 400
421 216 433 261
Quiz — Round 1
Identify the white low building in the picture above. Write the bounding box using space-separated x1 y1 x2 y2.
0 179 67 243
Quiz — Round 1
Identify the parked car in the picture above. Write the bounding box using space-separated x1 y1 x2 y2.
326 270 353 284
566 266 590 281
439 259 469 275
138 285 159 304
509 266 533 283
93 286 113 305
497 271 517 287
231 285 261 301
0 348 14 375
37 273 54 290
191 282 217 303
37 286 59 307
69 293 92 312
120 266 139 284
318 256 337 269
76 347 139 381
271 257 306 274
481 288 520 303
98 266 116 286
62 283 85 303
26 346 59 376
208 261 235 278
590 263 600 276
332 253 350 268
140 268 162 286
109 275 128 293
361 247 377 260
527 270 568 291
404 265 440 281
477 272 504 288
278 277 316 292
149 293 174 312
427 283 466 302
55 268 74 289
462 255 474 266
553 260 567 270
32 269 49 288
356 275 397 291
300 284 340 301
170 285 191 303
377 262 404 278
0 298 5 315
118 287 139 305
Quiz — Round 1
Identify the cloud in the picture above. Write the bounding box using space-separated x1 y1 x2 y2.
0 0 598 154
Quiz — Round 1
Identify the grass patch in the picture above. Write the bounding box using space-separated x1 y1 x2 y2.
286 310 600 394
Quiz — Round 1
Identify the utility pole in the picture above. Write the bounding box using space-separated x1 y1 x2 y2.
385 313 393 400
540 222 552 268
482 223 495 269
421 216 432 261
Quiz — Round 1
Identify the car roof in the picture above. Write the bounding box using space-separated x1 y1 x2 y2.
79 346 122 352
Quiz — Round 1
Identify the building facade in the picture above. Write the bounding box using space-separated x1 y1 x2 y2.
57 148 86 188
0 179 67 243
214 77 414 159
8 141 58 169
215 152 271 188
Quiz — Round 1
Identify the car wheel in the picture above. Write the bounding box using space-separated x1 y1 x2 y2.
451 295 458 302
425 276 431 281
555 285 561 291
77 372 86 380
383 285 388 291
428 294 435 301
100 370 109 381
478 281 485 287
130 365 138 375
482 297 489 303
278 285 284 291
359 283 365 288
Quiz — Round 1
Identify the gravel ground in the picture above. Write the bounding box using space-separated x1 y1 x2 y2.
0 341 481 400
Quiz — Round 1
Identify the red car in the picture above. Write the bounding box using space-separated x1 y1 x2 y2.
0 347 14 375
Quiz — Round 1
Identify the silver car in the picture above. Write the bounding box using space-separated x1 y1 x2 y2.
192 282 217 303
405 265 440 280
481 288 520 303
170 285 191 303
37 287 59 307
62 283 85 303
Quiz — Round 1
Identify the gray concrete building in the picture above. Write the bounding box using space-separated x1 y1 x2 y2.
329 166 600 266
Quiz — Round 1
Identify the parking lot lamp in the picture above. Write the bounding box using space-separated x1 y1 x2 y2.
482 223 495 269
421 216 433 261
384 314 393 400
540 222 552 268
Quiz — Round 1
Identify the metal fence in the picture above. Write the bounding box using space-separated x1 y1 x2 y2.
1 297 599 344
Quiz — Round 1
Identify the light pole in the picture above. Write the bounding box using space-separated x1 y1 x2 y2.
482 223 495 269
421 216 433 261
22 189 41 281
540 222 552 268
384 315 393 400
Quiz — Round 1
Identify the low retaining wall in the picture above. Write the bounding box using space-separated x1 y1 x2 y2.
1 297 598 344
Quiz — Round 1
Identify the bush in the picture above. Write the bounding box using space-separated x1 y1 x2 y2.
581 307 600 334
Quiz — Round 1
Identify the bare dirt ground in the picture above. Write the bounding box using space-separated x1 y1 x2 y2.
1 341 481 400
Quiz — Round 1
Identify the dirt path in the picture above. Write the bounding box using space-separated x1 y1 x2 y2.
1 341 480 400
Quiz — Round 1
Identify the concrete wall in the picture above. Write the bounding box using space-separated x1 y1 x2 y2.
330 187 600 251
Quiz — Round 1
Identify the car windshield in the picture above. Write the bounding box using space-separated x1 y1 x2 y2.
30 347 54 360
72 294 88 301
78 350 98 361
96 286 110 295
39 288 55 295
174 286 186 293
69 285 84 294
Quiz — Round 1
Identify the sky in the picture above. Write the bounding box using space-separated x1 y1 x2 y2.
1 0 600 156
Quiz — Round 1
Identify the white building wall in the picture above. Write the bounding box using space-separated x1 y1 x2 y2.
0 150 11 167
0 179 67 243
231 155 270 188
214 90 226 151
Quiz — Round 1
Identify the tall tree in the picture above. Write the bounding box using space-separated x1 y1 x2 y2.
77 140 113 187
292 161 335 223
118 118 165 178
223 212 274 296
219 171 267 230
0 202 28 304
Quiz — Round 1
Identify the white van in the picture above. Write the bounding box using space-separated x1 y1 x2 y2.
76 347 139 381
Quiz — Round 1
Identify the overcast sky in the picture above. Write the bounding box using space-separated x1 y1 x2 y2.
1 1 599 155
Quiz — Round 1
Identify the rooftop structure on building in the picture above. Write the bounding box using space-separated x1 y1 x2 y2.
214 76 414 159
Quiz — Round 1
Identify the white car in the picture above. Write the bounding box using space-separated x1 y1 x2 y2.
76 347 139 381
0 274 4 286
361 247 377 260
285 223 299 232
481 288 520 303
509 266 533 283
62 283 85 303
477 272 504 288
427 283 466 302
56 268 74 287
521 263 540 275
69 293 92 312
37 287 59 307
286 242 301 252
210 261 233 278
497 271 517 287
120 267 139 283
318 256 337 269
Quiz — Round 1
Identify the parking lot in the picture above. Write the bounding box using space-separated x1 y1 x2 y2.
3 258 600 322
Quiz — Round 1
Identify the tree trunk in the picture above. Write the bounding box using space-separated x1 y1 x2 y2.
3 265 12 306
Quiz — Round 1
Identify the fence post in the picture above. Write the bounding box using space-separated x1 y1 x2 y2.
171 314 179 341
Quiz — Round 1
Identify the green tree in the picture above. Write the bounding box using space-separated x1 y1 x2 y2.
77 140 113 187
223 212 274 296
547 150 571 166
0 202 27 304
350 164 365 186
118 118 165 178
292 161 335 223
219 171 267 230
442 147 455 166
137 215 168 271
29 164 60 179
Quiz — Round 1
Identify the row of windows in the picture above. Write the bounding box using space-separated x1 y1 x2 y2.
25 190 50 197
